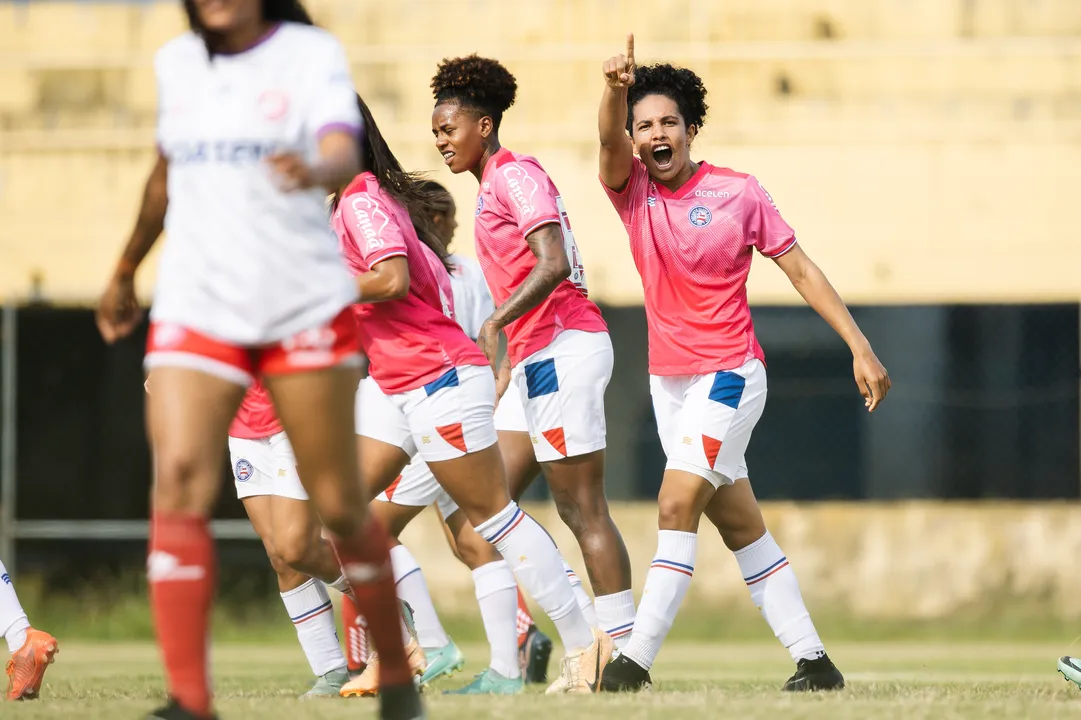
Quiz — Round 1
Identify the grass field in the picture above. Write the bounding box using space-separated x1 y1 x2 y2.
6 640 1081 719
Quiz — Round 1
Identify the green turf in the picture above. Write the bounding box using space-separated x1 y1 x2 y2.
7 641 1081 718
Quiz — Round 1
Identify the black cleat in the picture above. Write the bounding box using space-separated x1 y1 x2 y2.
782 654 845 692
519 625 553 684
146 699 218 720
600 654 652 692
379 683 425 720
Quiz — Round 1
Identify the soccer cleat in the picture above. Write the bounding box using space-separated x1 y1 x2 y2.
145 698 218 719
600 654 652 692
782 654 845 692
379 683 426 720
419 640 466 686
519 625 553 684
444 668 524 695
1059 656 1081 688
300 668 349 699
339 643 427 698
5 628 58 700
545 628 614 694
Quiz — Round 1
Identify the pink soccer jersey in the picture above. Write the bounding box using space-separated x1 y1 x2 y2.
474 148 607 365
229 381 283 439
333 173 488 394
602 158 798 376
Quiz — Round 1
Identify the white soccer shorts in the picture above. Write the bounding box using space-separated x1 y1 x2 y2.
355 365 499 464
650 358 767 488
374 455 460 519
494 329 613 463
229 431 309 501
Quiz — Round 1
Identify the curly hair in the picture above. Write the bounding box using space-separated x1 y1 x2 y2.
626 63 709 135
431 55 518 130
184 0 314 55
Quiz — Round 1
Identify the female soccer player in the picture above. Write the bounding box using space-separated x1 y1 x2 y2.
95 2 420 719
430 55 637 649
332 97 611 696
596 35 891 692
227 382 352 697
0 562 57 700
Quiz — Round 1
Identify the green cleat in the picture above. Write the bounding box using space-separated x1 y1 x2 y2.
419 641 466 686
444 668 524 696
300 668 349 699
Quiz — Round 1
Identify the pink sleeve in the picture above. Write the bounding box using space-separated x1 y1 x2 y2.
600 157 649 226
744 176 797 258
493 159 561 237
339 187 408 267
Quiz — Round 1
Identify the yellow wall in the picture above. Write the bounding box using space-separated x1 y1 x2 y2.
1 1 1079 304
404 501 1081 620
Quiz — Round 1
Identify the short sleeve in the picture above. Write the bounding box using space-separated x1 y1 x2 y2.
492 159 561 237
744 176 797 258
339 188 407 267
600 156 650 226
303 34 362 141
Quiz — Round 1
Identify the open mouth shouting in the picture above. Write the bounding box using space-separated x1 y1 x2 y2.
651 143 674 171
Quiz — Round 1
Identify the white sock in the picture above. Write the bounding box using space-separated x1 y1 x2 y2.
475 502 594 653
281 578 347 676
622 530 696 671
735 531 825 662
327 573 351 596
0 562 29 654
390 544 450 650
561 560 598 628
595 590 636 650
472 561 521 679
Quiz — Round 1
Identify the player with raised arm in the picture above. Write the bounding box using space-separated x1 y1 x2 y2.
0 562 58 700
431 55 637 651
332 97 611 696
596 35 891 692
95 2 422 718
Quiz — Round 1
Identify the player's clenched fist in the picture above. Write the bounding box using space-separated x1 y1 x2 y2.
603 33 636 88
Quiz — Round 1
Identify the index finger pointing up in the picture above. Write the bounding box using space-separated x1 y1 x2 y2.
627 33 635 65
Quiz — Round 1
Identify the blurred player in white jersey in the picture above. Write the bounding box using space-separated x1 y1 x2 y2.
95 2 421 718
0 563 58 700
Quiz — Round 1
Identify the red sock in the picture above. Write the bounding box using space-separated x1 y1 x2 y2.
516 587 535 647
340 593 369 673
148 512 216 718
331 517 412 688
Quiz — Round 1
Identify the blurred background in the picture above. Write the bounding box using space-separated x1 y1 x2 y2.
0 0 1079 636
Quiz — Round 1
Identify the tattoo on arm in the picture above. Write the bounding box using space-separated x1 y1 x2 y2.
490 223 571 327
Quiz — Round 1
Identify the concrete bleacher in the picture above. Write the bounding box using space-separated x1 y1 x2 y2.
0 0 1079 304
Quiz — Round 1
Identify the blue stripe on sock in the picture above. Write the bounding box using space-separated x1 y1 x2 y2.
652 558 694 572
483 508 523 543
290 599 333 623
743 557 788 583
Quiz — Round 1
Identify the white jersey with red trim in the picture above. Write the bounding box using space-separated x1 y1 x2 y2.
151 23 361 344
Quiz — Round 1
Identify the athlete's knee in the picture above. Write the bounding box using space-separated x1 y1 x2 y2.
713 509 767 552
275 527 318 571
151 448 218 513
304 476 366 538
656 490 703 532
455 525 500 570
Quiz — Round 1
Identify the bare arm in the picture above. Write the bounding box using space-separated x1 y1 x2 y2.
488 223 570 329
97 153 168 342
115 153 168 278
774 244 891 410
476 223 571 368
354 256 409 303
268 129 360 193
598 34 636 191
